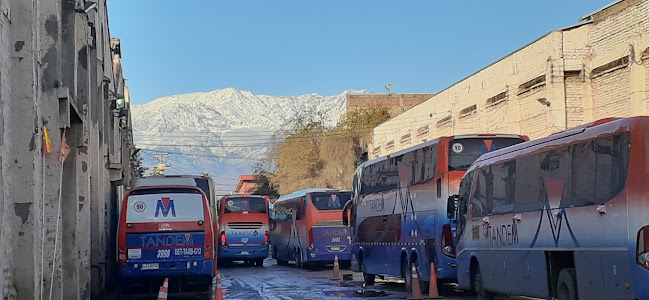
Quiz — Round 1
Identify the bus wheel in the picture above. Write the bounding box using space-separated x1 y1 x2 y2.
472 263 493 300
360 259 375 286
402 260 412 292
254 259 265 267
295 250 304 268
556 268 578 300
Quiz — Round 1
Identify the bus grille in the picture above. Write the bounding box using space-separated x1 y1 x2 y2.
228 222 263 229
314 220 344 227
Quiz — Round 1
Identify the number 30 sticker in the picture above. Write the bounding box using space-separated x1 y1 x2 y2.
452 143 464 153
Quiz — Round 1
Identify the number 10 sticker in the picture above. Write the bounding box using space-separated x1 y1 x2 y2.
134 201 146 213
452 143 464 153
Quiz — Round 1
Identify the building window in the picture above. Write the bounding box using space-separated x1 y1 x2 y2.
459 104 477 118
416 125 429 137
486 91 508 106
436 115 452 127
591 56 629 78
400 133 411 144
385 140 395 150
517 75 546 96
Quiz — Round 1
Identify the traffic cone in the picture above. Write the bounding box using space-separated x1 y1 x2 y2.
331 254 341 280
215 272 224 300
410 263 422 299
157 278 169 300
428 262 441 299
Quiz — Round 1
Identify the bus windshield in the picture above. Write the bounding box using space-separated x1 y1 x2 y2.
126 188 205 223
310 193 351 211
224 197 266 213
449 138 524 171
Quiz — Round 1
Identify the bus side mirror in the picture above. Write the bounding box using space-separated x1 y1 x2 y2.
342 200 352 226
447 195 458 219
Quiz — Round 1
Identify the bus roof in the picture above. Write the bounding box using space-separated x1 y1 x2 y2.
467 116 643 173
358 133 526 169
276 188 345 202
133 177 198 188
222 194 265 199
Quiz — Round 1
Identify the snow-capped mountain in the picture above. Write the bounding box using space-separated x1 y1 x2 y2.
131 88 370 193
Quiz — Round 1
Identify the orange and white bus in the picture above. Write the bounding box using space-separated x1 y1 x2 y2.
271 189 352 268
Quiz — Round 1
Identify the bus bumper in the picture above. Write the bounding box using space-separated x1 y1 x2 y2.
307 250 352 262
219 246 269 260
119 259 214 278
435 254 458 280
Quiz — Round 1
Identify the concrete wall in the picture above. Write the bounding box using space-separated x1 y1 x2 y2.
0 1 136 299
370 0 649 159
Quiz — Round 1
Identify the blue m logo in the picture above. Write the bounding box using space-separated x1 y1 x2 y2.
155 197 176 217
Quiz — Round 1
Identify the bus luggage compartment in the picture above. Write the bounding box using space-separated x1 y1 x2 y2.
309 223 351 262
120 231 212 278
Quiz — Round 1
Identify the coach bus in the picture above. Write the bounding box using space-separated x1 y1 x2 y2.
271 188 352 268
451 117 649 300
117 185 215 295
345 134 528 292
217 195 270 266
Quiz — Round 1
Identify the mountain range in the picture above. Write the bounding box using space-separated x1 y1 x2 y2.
131 88 370 193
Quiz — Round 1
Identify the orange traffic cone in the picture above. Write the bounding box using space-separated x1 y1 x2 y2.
428 262 441 298
331 254 341 280
410 263 422 299
215 272 224 300
157 278 169 300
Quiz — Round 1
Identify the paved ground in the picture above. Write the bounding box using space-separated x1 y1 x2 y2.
218 257 472 300
115 257 534 299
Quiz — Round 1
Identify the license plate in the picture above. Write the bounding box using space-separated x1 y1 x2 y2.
240 251 249 255
330 247 340 251
141 263 159 270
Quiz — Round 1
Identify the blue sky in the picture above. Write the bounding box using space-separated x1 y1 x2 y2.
108 0 613 104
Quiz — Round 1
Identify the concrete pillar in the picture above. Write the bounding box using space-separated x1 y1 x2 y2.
629 54 647 116
62 122 80 299
2 0 42 299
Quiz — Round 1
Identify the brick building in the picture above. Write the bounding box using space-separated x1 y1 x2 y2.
370 0 649 158
346 93 435 118
234 175 265 194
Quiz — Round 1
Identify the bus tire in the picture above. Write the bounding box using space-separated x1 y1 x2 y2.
360 258 375 286
295 250 304 268
556 268 578 300
472 262 493 300
254 258 265 267
402 258 412 293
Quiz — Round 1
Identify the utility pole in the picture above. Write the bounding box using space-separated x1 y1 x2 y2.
149 152 171 175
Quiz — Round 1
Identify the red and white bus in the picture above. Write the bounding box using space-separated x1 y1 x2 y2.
452 117 649 299
117 185 215 295
271 188 352 268
217 195 270 266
